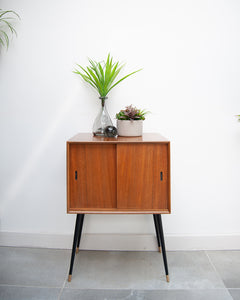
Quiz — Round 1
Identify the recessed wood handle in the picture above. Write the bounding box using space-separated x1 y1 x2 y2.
160 171 163 181
75 171 78 180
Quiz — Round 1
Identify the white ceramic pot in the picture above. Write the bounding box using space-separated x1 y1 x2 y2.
117 120 143 136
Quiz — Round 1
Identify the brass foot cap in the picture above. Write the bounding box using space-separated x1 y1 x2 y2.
68 275 72 282
158 247 162 253
76 247 79 254
166 275 170 282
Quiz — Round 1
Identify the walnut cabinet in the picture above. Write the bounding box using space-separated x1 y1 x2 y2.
67 133 171 214
66 133 171 283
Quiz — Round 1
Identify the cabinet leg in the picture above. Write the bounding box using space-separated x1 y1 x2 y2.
153 214 161 253
76 214 85 253
156 214 169 282
68 214 82 282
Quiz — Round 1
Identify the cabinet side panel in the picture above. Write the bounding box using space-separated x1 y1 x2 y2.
117 143 169 210
68 144 117 210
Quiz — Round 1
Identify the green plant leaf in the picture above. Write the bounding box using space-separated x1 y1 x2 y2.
0 9 20 49
0 36 4 46
73 67 99 89
0 30 9 48
116 105 149 120
108 69 142 94
74 54 142 98
0 9 20 19
1 19 17 35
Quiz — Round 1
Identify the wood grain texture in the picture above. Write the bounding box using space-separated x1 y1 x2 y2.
68 133 169 143
67 133 171 214
117 143 170 211
67 209 170 214
68 144 117 211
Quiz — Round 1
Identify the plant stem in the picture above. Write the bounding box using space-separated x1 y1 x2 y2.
99 96 107 107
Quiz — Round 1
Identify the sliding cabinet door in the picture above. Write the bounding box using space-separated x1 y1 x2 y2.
117 143 169 211
68 144 117 211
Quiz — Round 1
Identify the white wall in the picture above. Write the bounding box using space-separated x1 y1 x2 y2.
0 0 240 250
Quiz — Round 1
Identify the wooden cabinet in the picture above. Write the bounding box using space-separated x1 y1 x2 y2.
67 133 171 282
67 133 170 214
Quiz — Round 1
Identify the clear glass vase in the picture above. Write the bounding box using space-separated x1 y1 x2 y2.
93 97 113 136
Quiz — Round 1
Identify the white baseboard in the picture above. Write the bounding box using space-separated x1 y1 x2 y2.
0 232 240 251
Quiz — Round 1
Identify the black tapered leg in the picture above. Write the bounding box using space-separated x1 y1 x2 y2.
153 214 161 252
68 214 83 282
156 214 169 282
76 214 85 253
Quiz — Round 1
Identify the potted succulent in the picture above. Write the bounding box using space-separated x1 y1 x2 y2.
74 54 141 136
116 105 149 136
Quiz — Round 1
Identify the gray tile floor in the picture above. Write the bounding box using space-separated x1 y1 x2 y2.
0 247 240 300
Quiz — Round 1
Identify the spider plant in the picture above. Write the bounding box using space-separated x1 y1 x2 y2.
0 9 20 49
74 54 141 98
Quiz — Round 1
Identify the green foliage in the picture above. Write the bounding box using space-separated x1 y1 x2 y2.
74 54 141 98
0 9 20 49
116 105 149 121
237 115 240 121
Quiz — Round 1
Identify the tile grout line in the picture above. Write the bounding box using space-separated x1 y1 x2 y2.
204 251 225 283
0 283 61 289
204 250 234 299
0 283 238 291
57 267 69 300
54 287 234 291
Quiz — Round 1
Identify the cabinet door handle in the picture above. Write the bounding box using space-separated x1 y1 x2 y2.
75 171 78 180
160 171 163 181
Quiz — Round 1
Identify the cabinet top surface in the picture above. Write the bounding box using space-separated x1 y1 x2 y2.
67 133 169 143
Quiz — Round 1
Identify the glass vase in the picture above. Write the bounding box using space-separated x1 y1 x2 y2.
93 97 113 136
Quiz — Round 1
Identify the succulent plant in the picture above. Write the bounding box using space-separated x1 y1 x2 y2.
116 105 149 121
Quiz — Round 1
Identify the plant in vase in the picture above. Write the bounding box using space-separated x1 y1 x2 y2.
74 53 141 136
116 105 149 136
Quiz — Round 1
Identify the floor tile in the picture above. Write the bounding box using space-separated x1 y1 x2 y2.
228 289 240 300
135 289 233 300
60 289 132 300
60 289 233 300
64 250 225 289
0 285 60 300
207 251 240 288
0 247 69 287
